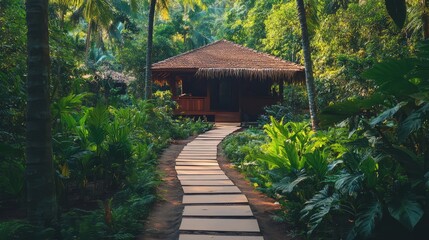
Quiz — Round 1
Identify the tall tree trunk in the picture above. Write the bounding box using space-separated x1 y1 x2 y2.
25 0 58 226
85 20 93 61
145 0 156 99
423 0 429 39
296 0 319 130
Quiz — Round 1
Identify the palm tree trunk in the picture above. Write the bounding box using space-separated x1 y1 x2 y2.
423 0 429 39
25 0 58 226
145 0 156 99
296 0 319 130
85 20 93 61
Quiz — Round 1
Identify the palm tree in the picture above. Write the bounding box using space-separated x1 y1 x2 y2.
144 0 205 99
145 0 157 99
81 0 115 60
25 0 58 226
296 0 318 130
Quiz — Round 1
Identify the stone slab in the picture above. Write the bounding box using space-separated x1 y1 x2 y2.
177 170 225 175
177 157 217 160
175 159 218 162
178 155 217 158
178 153 217 156
180 180 234 186
178 157 217 160
187 142 220 144
182 194 248 204
179 153 217 156
176 162 219 166
184 145 219 147
206 136 229 138
175 166 221 170
196 137 228 139
179 234 263 240
182 186 241 194
194 137 225 142
178 175 229 180
182 147 218 149
179 218 260 232
180 150 217 153
183 148 219 150
183 205 253 217
207 136 228 138
181 149 218 152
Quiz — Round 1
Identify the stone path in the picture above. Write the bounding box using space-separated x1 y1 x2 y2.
177 125 264 240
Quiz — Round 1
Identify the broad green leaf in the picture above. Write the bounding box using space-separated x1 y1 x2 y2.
355 200 383 238
388 194 424 230
335 173 363 196
362 59 416 96
370 101 407 127
387 145 424 177
398 103 429 140
300 186 338 235
284 142 301 170
273 174 308 193
305 150 328 179
256 153 291 172
320 94 385 126
359 156 378 188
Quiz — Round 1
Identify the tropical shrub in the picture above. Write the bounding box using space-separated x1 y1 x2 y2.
258 85 308 125
1 90 211 239
222 128 266 174
222 41 429 239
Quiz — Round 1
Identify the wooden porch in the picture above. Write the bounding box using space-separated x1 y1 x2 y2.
174 95 278 122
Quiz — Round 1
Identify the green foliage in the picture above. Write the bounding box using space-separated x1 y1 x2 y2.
0 160 24 197
0 220 55 240
300 186 339 235
2 88 211 238
352 200 383 239
387 193 424 230
258 85 309 125
262 2 301 61
223 102 428 238
222 128 267 174
2 0 429 237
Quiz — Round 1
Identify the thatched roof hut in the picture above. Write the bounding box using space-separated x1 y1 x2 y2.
151 40 305 122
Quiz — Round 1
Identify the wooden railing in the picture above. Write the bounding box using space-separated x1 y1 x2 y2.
175 96 207 112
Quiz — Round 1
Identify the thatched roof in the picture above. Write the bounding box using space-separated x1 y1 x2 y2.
96 68 136 84
152 40 305 83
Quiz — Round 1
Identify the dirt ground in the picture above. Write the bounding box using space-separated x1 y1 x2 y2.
138 133 298 240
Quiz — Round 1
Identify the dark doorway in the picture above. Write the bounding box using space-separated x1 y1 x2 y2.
210 78 239 112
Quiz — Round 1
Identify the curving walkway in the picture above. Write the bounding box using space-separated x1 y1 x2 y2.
177 125 264 240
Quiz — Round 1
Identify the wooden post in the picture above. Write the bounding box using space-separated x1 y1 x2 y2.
205 78 211 111
279 79 284 102
168 75 177 98
238 78 242 119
